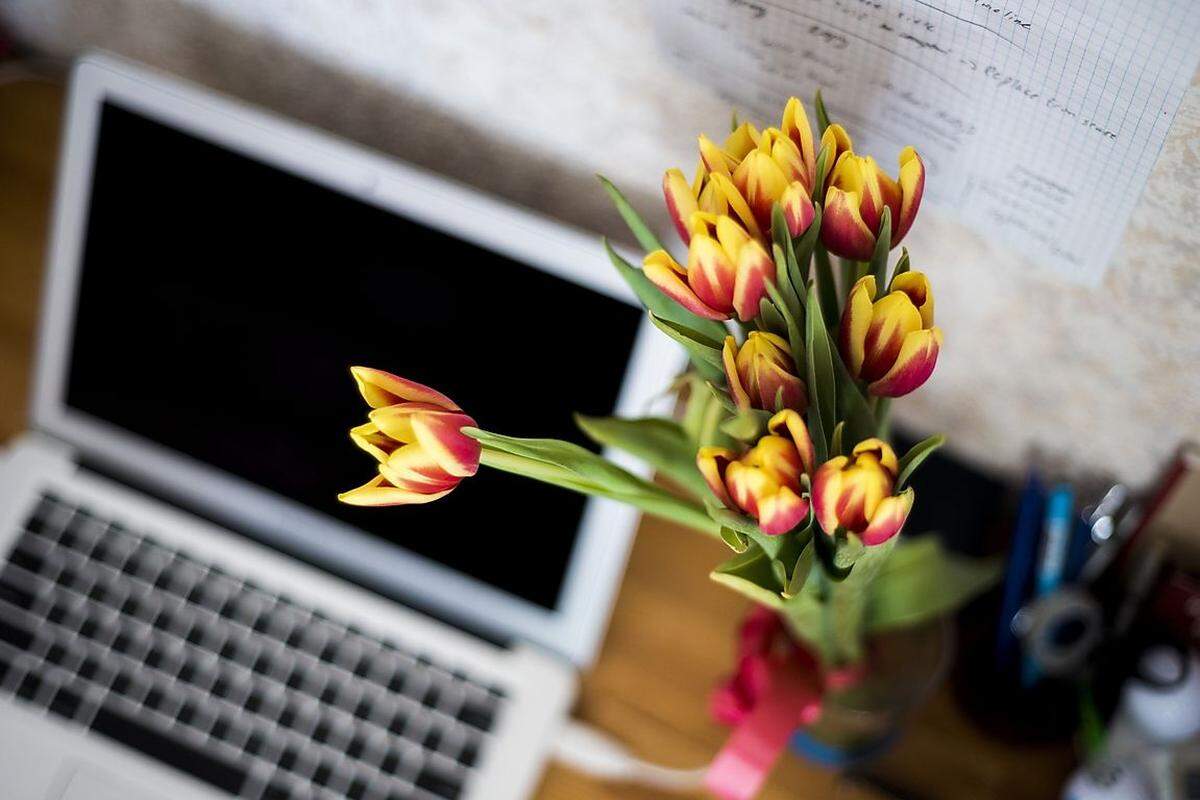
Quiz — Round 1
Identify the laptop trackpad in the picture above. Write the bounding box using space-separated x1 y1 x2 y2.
55 764 159 800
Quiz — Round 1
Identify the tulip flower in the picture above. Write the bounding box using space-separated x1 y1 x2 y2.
840 271 943 397
811 438 914 545
731 128 812 233
338 367 480 506
643 212 775 321
780 181 815 238
662 162 743 245
821 146 925 261
723 332 808 413
697 409 815 535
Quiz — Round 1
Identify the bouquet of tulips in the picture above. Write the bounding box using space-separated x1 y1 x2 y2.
337 93 996 673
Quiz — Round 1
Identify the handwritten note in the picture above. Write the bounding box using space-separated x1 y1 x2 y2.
650 0 1200 284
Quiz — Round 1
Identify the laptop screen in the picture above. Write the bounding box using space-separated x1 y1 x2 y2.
63 101 644 612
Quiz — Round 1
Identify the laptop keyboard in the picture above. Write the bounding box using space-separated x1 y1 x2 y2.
0 492 507 799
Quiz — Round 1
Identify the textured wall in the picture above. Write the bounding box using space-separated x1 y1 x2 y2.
4 0 1198 487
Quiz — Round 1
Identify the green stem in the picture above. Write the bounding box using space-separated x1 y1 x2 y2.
812 243 840 333
874 396 892 439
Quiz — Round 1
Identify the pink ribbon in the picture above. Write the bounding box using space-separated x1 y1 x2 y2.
705 607 862 800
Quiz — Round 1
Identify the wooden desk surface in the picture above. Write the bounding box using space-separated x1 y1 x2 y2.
0 79 1073 800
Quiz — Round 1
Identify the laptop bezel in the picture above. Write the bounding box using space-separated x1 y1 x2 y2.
31 52 685 667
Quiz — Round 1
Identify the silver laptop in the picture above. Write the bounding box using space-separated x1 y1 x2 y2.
0 53 677 800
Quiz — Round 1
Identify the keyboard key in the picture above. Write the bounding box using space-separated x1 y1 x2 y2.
457 699 496 732
16 672 43 700
0 615 34 650
416 764 463 800
48 685 83 719
90 701 248 795
0 579 35 612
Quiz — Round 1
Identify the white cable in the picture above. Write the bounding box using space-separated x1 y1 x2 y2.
551 719 709 792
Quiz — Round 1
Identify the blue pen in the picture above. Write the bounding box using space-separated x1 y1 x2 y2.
995 472 1044 672
1022 485 1074 687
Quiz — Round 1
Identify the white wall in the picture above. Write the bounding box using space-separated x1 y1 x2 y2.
5 0 1198 488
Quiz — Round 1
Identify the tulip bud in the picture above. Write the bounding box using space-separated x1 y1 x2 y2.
697 409 815 535
643 213 776 322
840 271 942 397
722 332 808 413
339 368 480 506
780 181 815 237
811 438 914 545
821 145 925 261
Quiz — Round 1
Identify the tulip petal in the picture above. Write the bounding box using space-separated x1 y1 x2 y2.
349 421 398 463
725 461 778 518
337 474 454 506
860 290 923 382
894 147 925 246
663 168 699 245
350 367 460 411
708 172 764 241
821 187 876 261
734 150 790 232
697 446 738 507
890 270 934 328
379 444 458 493
768 409 816 476
781 97 816 188
643 249 730 320
868 326 943 398
723 336 752 410
410 412 481 478
851 438 900 477
731 240 775 322
758 486 810 535
839 276 876 379
811 457 848 535
862 488 914 545
780 181 815 237
699 134 737 175
723 122 761 161
688 234 738 314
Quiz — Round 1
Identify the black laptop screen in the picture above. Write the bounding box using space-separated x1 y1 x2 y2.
64 101 643 611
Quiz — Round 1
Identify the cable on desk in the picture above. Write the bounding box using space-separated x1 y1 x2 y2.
552 718 709 792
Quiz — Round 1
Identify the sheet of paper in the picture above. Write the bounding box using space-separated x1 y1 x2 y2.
650 0 1200 284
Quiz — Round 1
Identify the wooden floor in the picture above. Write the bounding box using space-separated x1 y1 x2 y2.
0 79 1075 800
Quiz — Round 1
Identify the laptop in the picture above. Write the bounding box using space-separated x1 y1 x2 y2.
0 52 677 800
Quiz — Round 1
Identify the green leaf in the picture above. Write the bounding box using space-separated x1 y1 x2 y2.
804 282 837 464
597 175 664 254
711 549 784 610
704 381 739 414
833 532 865 570
770 559 789 590
866 536 1002 632
719 408 770 442
894 246 911 277
790 203 821 290
704 499 788 559
648 312 725 383
574 414 709 500
770 209 804 320
869 207 892 290
757 296 787 338
831 346 877 446
784 539 815 598
812 243 840 338
680 374 712 444
764 281 806 379
814 89 832 135
811 145 830 203
812 523 852 581
896 434 946 490
720 526 750 553
467 429 721 537
602 239 728 342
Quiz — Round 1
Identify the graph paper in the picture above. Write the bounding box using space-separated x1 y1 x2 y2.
650 0 1200 285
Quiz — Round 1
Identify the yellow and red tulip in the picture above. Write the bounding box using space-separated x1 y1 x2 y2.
811 438 913 545
697 409 815 535
338 367 480 507
643 212 775 322
840 271 942 397
821 146 925 261
722 332 807 413
780 181 815 238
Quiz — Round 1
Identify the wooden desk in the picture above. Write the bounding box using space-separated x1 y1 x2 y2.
0 79 1073 800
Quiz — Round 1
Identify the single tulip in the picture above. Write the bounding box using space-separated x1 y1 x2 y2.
840 271 942 397
662 162 742 245
812 438 913 545
723 332 808 413
779 181 816 237
643 212 775 321
698 409 815 535
732 128 811 233
821 146 925 261
338 367 480 506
